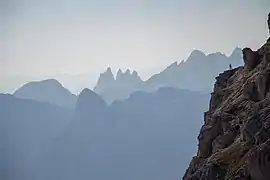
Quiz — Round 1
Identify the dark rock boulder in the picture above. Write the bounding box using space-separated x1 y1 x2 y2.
242 48 261 71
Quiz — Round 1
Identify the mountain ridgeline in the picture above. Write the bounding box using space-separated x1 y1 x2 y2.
30 87 209 180
1 84 210 180
0 42 246 180
94 48 243 103
14 79 77 108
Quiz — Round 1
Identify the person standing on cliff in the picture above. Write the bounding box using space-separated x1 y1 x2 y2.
268 13 270 34
229 64 232 70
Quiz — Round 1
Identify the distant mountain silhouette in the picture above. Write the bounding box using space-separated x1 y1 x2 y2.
0 94 73 180
14 79 77 108
93 67 143 103
145 47 243 92
93 48 243 103
32 87 209 180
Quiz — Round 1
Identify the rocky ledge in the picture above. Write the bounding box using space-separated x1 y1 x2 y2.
183 15 270 180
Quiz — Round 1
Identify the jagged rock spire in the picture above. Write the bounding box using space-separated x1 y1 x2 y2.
125 69 131 75
116 69 123 79
131 70 138 77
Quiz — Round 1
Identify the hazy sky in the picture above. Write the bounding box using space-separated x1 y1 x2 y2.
1 0 270 93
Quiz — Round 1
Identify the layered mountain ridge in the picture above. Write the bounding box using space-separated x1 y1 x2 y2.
14 79 77 108
94 47 243 103
31 86 209 180
183 15 270 180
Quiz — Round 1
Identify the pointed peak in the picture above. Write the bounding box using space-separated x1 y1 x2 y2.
230 47 242 58
125 69 131 75
164 61 178 71
94 67 115 90
179 60 184 65
169 61 178 68
76 88 107 113
77 88 105 106
232 46 242 53
101 67 114 79
117 69 123 74
131 70 138 77
116 69 124 79
79 88 94 96
105 67 112 73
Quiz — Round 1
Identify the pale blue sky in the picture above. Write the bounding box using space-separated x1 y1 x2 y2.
0 0 269 93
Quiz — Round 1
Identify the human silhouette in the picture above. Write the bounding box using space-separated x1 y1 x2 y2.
229 64 232 70
268 13 270 33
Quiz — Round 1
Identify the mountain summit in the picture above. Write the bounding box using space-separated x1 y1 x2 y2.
93 68 143 103
183 14 270 180
14 79 76 108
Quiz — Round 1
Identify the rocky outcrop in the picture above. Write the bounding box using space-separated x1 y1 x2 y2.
243 48 261 71
183 15 270 180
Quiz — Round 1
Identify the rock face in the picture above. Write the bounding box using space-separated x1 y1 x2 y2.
183 21 270 179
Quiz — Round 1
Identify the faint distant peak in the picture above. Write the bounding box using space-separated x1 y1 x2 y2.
116 69 124 79
179 60 184 65
208 52 225 56
13 78 76 108
187 49 206 61
76 88 107 113
41 78 63 86
17 79 63 91
106 67 112 73
170 61 178 67
164 61 178 71
125 69 131 75
78 88 98 99
207 52 227 59
77 88 105 105
230 47 242 58
97 67 115 83
131 70 139 77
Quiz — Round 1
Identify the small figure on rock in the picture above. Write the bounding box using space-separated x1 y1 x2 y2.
268 13 270 34
229 64 232 70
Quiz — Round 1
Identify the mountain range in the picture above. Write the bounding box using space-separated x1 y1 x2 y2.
31 87 209 180
94 47 243 103
0 86 209 180
12 48 243 106
1 47 243 180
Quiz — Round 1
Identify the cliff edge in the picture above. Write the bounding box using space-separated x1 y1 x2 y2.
183 14 270 180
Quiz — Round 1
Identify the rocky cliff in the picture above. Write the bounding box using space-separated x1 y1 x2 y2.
183 16 270 180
